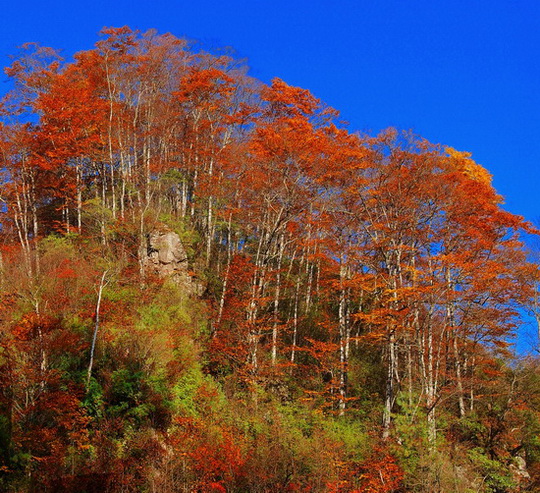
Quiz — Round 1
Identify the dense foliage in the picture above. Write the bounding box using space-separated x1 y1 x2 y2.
1 27 540 492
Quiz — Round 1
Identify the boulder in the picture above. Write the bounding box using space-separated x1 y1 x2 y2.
143 229 203 295
146 230 188 276
510 455 530 484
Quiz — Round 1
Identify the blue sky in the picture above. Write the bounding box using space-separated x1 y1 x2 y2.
2 0 539 350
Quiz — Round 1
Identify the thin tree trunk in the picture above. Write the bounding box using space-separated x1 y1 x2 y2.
86 270 109 390
76 159 83 231
338 261 349 415
271 233 285 365
217 213 233 327
383 329 397 439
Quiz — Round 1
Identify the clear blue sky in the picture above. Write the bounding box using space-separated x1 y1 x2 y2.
2 0 539 350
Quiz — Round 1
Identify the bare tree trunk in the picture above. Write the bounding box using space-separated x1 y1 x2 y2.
216 213 233 327
181 179 188 218
76 159 83 231
86 270 109 390
205 157 215 267
105 58 117 219
454 335 466 418
383 255 402 439
443 267 465 418
383 329 397 439
469 356 475 412
338 261 350 415
290 256 302 364
271 234 285 365
426 315 437 444
101 162 107 246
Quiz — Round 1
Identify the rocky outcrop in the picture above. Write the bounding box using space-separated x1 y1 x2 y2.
143 229 203 295
145 230 188 276
510 456 531 487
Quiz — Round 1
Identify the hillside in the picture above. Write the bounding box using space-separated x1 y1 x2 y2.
1 27 540 492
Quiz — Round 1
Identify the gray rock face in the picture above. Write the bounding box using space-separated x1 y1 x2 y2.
510 456 530 483
146 231 188 275
142 229 204 295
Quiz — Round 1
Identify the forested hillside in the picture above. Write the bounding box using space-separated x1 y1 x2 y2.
1 27 540 492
